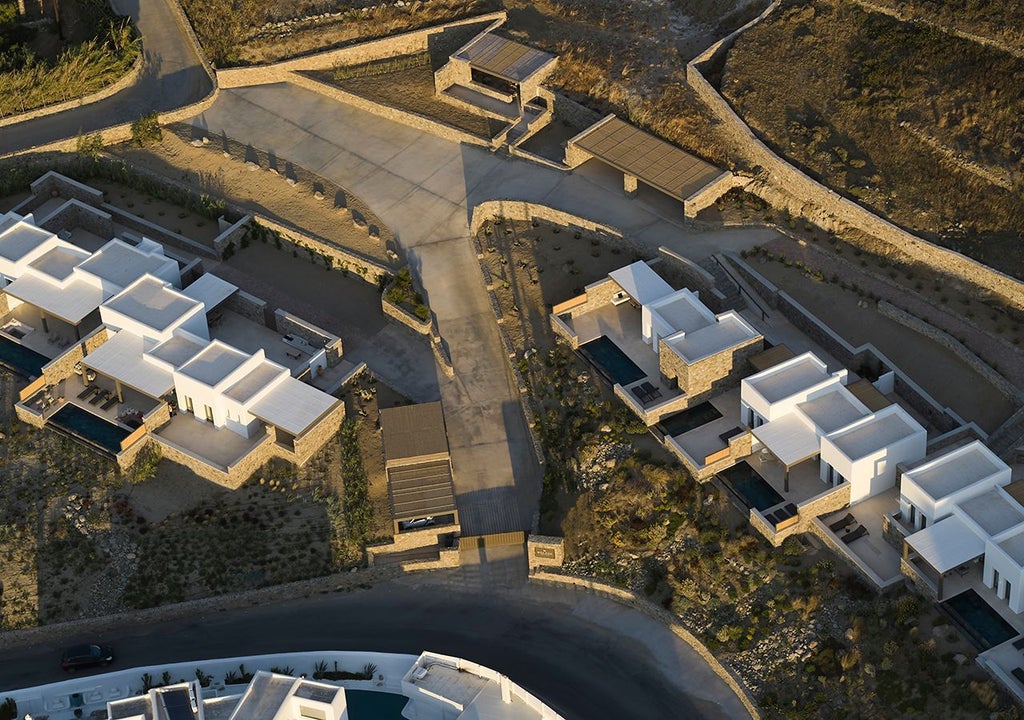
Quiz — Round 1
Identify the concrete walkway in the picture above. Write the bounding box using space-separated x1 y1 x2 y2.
188 83 778 536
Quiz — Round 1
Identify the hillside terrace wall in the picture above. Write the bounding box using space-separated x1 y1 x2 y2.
685 0 1024 315
213 214 253 255
29 170 105 206
37 199 115 239
726 254 964 434
224 289 267 325
291 400 346 465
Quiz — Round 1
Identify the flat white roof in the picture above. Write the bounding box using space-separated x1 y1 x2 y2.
744 352 830 405
796 387 870 435
648 289 714 334
77 239 172 289
5 273 105 323
903 440 1007 502
177 340 250 387
956 488 1024 538
753 413 821 467
182 273 236 310
28 244 90 281
225 360 286 403
104 276 202 333
999 527 1024 567
0 217 52 264
249 376 337 436
83 331 175 397
826 405 923 460
907 515 985 574
608 261 673 306
665 312 760 364
147 333 208 368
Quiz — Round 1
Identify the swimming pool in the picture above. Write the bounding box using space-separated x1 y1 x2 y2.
657 402 723 437
942 589 1017 650
50 404 131 455
578 336 646 387
718 462 784 511
0 336 48 378
345 690 409 719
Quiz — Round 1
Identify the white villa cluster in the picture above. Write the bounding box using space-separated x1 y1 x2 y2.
0 196 348 486
900 441 1024 612
5 652 563 720
741 351 926 504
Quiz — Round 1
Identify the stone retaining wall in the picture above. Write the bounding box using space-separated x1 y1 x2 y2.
292 399 346 465
529 571 761 720
253 215 389 286
469 200 637 256
213 213 253 255
274 309 344 365
0 51 145 128
40 327 111 387
103 203 216 257
30 170 105 205
806 516 903 591
225 289 268 325
381 294 431 335
37 199 115 240
877 300 1023 403
685 1 1024 314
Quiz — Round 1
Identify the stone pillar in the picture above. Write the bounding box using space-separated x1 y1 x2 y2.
17 0 26 15
623 173 639 197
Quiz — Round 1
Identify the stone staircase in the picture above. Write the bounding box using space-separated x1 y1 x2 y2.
699 254 746 312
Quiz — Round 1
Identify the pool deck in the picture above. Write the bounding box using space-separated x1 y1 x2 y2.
820 489 902 583
569 302 676 400
672 389 742 460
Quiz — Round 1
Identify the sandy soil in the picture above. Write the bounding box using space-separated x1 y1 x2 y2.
109 130 399 268
478 217 645 353
90 179 224 246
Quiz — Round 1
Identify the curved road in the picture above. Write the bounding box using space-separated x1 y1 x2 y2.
0 580 749 720
0 0 211 155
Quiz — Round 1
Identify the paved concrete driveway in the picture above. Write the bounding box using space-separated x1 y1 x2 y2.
0 0 211 155
189 83 777 535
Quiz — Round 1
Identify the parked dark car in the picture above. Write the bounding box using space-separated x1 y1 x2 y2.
61 644 114 672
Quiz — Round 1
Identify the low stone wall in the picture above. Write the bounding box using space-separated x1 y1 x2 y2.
213 214 252 256
683 171 743 217
217 11 506 86
14 402 46 428
530 571 761 720
225 289 268 325
900 556 935 600
807 515 902 591
615 384 691 427
41 327 110 386
749 483 850 548
292 399 346 465
29 170 105 206
37 199 115 239
142 402 171 432
153 430 276 489
253 215 389 287
381 294 431 335
0 51 145 129
551 91 604 134
657 246 718 303
878 300 1022 403
685 1 1024 315
274 309 343 366
882 511 910 551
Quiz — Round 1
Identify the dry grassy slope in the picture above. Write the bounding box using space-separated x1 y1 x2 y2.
862 0 1024 52
721 0 1024 277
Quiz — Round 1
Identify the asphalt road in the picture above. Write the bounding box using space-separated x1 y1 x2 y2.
0 0 211 155
0 579 749 720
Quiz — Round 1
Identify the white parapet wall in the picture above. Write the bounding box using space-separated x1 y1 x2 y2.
1 651 564 720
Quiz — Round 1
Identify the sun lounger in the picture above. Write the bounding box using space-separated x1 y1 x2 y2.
88 390 105 405
1012 667 1024 685
842 525 869 544
828 512 855 533
1012 636 1024 650
630 385 647 401
784 503 798 517
100 394 119 410
77 384 97 400
719 427 744 444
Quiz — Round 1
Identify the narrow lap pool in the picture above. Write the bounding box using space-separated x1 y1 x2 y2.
657 402 723 437
346 690 408 719
943 589 1017 650
50 404 131 455
578 336 646 386
718 462 784 511
0 336 48 378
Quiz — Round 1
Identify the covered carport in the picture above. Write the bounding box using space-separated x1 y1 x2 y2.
564 115 735 217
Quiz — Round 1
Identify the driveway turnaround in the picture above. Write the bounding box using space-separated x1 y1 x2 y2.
0 0 211 155
189 84 777 535
0 578 753 720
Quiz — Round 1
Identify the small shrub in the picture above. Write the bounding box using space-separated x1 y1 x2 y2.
130 112 162 146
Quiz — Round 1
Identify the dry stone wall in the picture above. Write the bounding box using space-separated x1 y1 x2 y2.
686 1 1024 314
274 309 344 365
